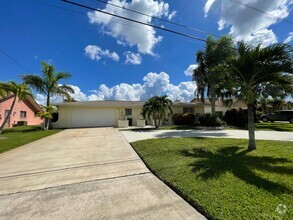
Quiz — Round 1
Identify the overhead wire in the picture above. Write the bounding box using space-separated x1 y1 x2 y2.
0 48 31 73
230 0 293 25
28 0 159 34
94 0 223 39
61 0 215 44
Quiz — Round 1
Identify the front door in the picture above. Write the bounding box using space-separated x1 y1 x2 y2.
5 110 10 127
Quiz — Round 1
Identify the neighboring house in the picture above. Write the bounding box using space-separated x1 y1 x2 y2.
191 98 247 115
0 95 43 127
52 99 247 128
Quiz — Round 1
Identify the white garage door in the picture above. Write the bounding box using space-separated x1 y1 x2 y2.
71 109 116 128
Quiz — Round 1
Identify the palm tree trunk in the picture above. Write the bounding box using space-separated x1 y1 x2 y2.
247 103 256 150
45 92 51 130
210 86 216 114
0 96 17 134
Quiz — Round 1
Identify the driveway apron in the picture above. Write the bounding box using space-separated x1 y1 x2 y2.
0 128 205 219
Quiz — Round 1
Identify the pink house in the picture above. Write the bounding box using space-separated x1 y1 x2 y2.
0 95 43 127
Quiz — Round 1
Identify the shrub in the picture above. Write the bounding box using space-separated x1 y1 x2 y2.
172 113 196 125
198 113 222 127
224 108 247 127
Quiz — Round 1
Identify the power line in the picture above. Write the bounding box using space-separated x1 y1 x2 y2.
230 0 293 25
94 0 222 39
28 0 171 40
0 48 31 73
61 0 210 44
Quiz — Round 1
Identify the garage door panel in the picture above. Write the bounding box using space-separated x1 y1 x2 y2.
71 109 116 128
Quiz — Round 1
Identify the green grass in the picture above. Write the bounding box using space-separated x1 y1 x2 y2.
132 138 293 220
0 126 63 154
255 122 293 132
225 122 293 132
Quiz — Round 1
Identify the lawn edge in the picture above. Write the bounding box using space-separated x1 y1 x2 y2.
130 141 214 220
0 128 64 155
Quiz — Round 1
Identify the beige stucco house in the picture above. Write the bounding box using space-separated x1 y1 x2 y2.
52 99 246 128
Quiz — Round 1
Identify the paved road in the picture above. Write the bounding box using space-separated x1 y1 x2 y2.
121 129 293 142
0 128 205 220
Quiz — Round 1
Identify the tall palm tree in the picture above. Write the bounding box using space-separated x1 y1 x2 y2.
21 61 74 107
0 82 33 134
228 42 293 150
193 50 207 103
142 95 173 129
193 36 235 113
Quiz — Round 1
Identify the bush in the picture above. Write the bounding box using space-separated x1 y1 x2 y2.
224 108 247 127
172 113 196 125
198 113 222 127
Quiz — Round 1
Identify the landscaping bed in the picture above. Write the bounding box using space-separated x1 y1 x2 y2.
0 126 62 154
132 138 293 219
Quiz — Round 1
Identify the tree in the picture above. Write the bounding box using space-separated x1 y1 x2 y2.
0 82 33 134
21 62 74 129
38 105 55 130
193 36 235 113
21 62 74 107
227 42 293 150
142 95 173 129
257 83 292 113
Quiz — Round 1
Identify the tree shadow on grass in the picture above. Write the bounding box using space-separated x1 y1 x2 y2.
180 146 293 194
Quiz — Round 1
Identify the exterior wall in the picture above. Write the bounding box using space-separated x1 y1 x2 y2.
0 97 42 127
53 105 143 128
117 106 143 126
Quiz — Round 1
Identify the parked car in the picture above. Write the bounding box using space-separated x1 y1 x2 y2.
260 110 293 123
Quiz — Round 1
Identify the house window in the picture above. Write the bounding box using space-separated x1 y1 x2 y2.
183 108 194 114
20 111 27 118
125 108 132 116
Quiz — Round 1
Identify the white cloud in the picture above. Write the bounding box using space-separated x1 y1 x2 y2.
204 0 293 46
168 10 177 20
84 45 119 61
184 64 198 76
87 0 176 55
284 32 293 43
124 51 142 65
35 72 197 104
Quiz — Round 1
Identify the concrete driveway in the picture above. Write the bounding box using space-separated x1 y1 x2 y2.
121 129 293 142
0 128 205 220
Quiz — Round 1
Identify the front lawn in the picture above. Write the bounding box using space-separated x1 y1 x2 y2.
0 126 62 154
255 122 293 132
132 138 293 220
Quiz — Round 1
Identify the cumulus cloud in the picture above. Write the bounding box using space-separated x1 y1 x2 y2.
87 0 176 55
204 0 293 46
184 64 198 76
85 45 119 61
124 51 142 64
284 32 293 43
35 84 90 105
35 73 197 104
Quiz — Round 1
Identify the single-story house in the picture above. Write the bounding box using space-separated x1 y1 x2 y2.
0 95 43 127
52 99 246 128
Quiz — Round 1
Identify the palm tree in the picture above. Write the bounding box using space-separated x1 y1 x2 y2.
21 62 74 129
193 50 207 103
193 36 235 113
0 82 33 134
38 105 55 130
142 95 173 129
228 42 293 150
21 61 74 107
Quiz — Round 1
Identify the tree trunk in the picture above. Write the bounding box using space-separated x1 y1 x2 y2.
210 86 216 114
0 96 17 134
247 103 256 150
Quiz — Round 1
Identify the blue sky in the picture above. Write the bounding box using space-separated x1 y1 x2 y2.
1 0 292 104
